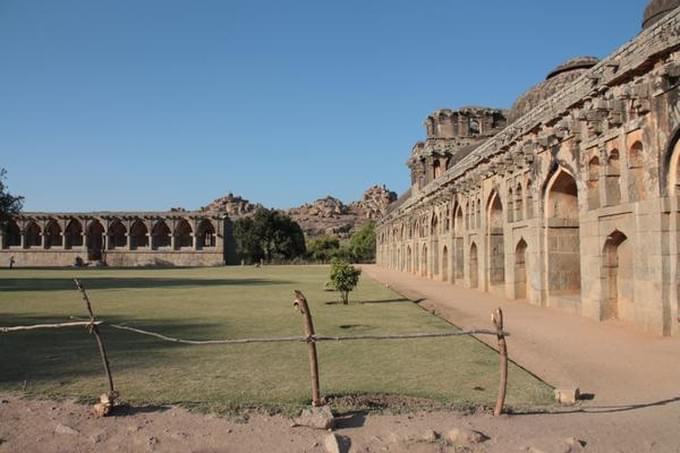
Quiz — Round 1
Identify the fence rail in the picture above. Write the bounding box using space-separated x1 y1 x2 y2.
1 279 510 417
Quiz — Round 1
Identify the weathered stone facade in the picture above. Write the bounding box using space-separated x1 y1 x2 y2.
0 212 228 267
377 3 680 336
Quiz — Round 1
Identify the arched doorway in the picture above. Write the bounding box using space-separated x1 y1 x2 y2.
152 220 171 249
470 242 479 288
44 219 62 249
454 205 464 282
515 239 528 300
602 231 632 321
442 245 449 282
4 220 21 248
86 220 105 261
65 219 83 249
108 220 127 250
546 169 582 305
130 220 149 250
421 243 428 277
25 221 41 248
175 219 193 249
406 246 412 273
488 192 505 290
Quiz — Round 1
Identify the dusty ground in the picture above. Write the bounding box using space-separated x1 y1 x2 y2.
2 392 680 452
4 268 680 452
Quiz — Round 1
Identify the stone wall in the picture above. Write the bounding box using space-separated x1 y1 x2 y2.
377 8 680 336
0 212 230 267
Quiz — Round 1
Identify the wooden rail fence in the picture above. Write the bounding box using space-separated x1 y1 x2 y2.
1 279 510 416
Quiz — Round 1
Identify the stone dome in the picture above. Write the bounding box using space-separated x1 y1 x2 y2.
643 0 680 29
507 57 599 124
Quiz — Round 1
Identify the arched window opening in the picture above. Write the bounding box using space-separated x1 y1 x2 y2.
175 219 193 249
515 183 524 222
476 197 481 228
65 219 83 249
507 188 514 223
526 181 534 219
602 231 633 321
628 141 646 202
86 220 105 261
606 150 621 206
108 220 127 250
441 245 449 282
197 220 216 249
470 242 479 288
546 170 582 301
488 192 505 288
588 156 601 210
44 220 62 249
130 220 149 250
4 220 21 248
515 239 528 300
25 222 41 248
152 220 171 249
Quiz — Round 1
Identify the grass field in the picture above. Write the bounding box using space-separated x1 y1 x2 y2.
0 266 553 414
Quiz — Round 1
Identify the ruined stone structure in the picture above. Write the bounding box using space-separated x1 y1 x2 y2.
377 2 680 336
0 212 227 267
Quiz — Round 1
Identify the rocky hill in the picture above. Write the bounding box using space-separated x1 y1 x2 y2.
201 185 397 238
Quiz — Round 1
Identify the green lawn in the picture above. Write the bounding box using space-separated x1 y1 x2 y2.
0 266 552 414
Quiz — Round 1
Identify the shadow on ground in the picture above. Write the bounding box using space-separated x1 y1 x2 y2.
0 278 292 292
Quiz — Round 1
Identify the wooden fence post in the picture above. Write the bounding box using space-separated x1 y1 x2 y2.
492 308 508 416
293 290 322 407
74 279 117 400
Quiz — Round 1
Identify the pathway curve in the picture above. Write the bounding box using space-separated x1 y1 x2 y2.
363 265 680 407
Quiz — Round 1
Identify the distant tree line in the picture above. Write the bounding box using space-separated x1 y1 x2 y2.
233 208 377 265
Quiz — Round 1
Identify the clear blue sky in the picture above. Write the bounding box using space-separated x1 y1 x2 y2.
0 0 647 212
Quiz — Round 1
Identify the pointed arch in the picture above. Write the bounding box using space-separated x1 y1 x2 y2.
487 191 505 288
44 219 62 249
602 230 632 321
606 149 621 206
545 168 581 301
587 156 601 210
130 220 149 250
175 219 193 249
151 220 171 249
628 141 646 201
65 219 83 249
515 238 528 300
4 219 21 248
196 219 216 249
515 183 523 222
25 221 41 248
469 242 479 289
108 219 127 250
441 245 449 282
86 219 105 261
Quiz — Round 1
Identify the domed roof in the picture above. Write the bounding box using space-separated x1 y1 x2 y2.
643 0 680 29
507 57 599 124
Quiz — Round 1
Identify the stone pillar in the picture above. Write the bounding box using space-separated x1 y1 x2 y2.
126 233 131 250
171 234 176 250
192 234 197 251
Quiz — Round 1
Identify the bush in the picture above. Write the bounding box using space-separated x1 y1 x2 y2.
329 259 362 305
349 221 376 263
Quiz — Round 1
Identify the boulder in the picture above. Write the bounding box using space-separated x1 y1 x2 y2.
446 427 488 446
292 406 336 430
554 388 580 405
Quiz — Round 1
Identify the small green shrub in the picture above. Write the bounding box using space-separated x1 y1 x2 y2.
330 258 362 304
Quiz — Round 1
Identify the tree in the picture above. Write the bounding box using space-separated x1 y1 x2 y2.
330 258 362 304
0 168 23 225
232 208 306 264
349 220 376 263
307 235 340 263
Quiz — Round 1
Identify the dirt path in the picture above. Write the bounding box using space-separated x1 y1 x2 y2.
363 265 680 407
2 392 680 452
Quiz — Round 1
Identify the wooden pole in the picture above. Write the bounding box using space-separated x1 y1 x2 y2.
293 290 322 407
492 308 508 417
1 321 102 333
74 279 117 398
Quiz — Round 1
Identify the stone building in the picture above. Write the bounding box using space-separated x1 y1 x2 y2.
0 212 228 267
377 1 680 336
